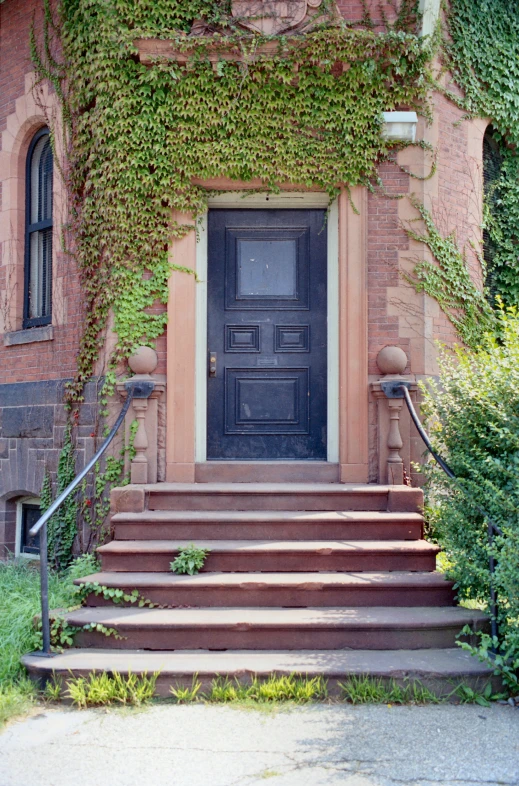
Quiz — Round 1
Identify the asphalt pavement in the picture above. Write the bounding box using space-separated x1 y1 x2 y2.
0 702 518 786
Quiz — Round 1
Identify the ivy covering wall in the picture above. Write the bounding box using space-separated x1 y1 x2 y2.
446 0 519 308
30 0 519 378
33 0 433 395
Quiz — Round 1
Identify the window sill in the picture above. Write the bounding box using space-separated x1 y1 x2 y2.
4 325 53 346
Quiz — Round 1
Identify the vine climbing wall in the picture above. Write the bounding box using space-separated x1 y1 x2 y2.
1 0 515 550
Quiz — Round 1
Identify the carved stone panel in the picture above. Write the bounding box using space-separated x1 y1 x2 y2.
232 0 325 35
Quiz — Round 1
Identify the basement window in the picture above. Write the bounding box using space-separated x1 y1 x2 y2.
16 498 41 558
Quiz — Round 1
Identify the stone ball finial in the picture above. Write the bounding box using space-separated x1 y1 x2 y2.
376 345 408 375
128 346 158 376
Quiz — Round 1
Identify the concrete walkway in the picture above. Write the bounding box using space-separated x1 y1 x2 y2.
0 703 518 786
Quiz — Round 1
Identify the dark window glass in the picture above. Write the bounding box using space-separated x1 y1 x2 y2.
237 239 297 298
483 127 502 295
20 504 41 555
24 129 53 328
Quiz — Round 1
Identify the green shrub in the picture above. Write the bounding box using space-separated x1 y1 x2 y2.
421 309 519 691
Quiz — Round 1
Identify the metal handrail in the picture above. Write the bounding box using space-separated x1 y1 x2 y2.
30 378 154 657
381 379 502 645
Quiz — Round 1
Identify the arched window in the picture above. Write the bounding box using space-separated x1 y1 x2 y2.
24 128 53 327
482 126 502 294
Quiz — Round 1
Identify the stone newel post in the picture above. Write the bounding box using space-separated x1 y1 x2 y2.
371 346 417 486
117 346 166 485
386 396 405 485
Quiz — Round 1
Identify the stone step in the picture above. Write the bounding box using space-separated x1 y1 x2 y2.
76 571 455 608
112 483 423 514
65 606 489 651
97 539 438 573
112 510 424 542
194 462 340 483
22 647 496 698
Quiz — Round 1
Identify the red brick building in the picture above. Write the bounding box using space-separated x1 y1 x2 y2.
0 0 484 545
4 0 500 691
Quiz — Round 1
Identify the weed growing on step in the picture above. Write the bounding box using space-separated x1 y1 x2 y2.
170 675 203 703
454 682 506 707
65 671 159 708
75 581 157 608
339 676 441 705
80 622 126 640
170 544 211 576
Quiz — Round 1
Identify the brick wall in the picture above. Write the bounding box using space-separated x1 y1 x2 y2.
0 0 38 136
367 162 412 376
431 89 484 347
0 0 96 556
337 1 400 26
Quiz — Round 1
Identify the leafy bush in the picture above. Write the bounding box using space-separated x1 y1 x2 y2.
170 544 210 575
421 310 519 690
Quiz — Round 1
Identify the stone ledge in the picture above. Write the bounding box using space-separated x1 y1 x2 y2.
4 325 53 346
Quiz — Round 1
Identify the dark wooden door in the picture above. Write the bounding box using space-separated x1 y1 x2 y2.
207 209 327 460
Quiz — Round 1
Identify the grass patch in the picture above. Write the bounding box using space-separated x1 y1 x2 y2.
339 675 441 705
0 678 37 727
65 671 159 708
0 554 98 726
205 674 328 704
170 675 203 704
170 674 329 705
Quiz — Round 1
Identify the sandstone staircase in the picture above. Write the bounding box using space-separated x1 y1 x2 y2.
23 482 492 695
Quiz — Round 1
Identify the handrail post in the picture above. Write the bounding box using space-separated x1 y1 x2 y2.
131 397 150 484
386 397 405 485
39 521 51 656
488 520 499 643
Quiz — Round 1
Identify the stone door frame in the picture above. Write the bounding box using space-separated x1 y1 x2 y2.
165 183 368 483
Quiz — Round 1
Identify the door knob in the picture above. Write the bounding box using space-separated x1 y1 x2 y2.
208 351 217 377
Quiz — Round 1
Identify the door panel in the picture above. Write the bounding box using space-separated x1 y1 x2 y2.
207 209 327 460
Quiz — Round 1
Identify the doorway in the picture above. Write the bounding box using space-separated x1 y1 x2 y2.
206 209 327 460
